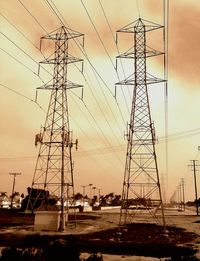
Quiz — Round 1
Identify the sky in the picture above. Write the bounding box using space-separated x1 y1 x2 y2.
0 0 200 202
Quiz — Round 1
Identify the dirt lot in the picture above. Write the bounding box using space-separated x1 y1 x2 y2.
0 207 199 260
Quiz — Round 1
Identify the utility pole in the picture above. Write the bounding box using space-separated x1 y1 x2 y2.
9 172 21 210
92 186 96 197
189 160 199 216
181 178 185 211
116 18 166 229
81 185 86 197
81 185 87 207
81 184 92 198
28 26 84 231
89 184 93 199
98 188 102 199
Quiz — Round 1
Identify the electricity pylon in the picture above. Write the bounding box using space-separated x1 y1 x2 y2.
28 26 84 231
116 18 165 228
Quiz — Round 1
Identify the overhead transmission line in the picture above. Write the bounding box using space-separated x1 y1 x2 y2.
17 0 48 34
45 0 125 164
2 2 123 177
0 2 127 177
69 103 124 172
81 0 116 71
0 47 39 78
73 97 125 166
98 0 132 102
163 0 169 196
81 0 130 114
0 83 45 112
43 0 127 172
0 12 54 74
136 0 141 18
0 13 40 51
1 127 200 162
69 92 125 166
1 0 123 158
44 0 126 138
45 0 127 126
0 31 39 66
69 68 125 155
0 31 52 79
12 0 125 168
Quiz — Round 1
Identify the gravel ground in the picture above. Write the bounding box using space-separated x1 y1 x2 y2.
0 207 199 260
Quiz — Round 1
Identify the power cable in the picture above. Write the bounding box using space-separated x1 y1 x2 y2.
45 0 125 141
81 0 116 71
0 13 40 51
98 0 131 113
0 31 38 65
13 0 125 179
69 97 124 171
136 0 141 18
163 0 169 203
17 0 48 33
0 83 45 112
46 0 127 126
81 0 131 115
14 1 125 175
0 47 38 78
0 31 52 79
70 91 125 165
0 12 54 75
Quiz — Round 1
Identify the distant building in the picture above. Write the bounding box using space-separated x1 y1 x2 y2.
0 192 11 209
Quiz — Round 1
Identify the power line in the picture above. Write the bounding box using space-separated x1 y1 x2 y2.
45 0 125 141
0 31 38 66
45 0 64 26
136 0 141 18
0 13 40 51
69 98 124 172
77 100 124 165
98 0 131 112
0 30 54 78
0 83 45 112
4 0 123 162
16 1 124 183
1 127 200 162
0 12 54 75
17 0 48 33
81 0 116 71
163 0 169 204
81 0 131 115
76 144 122 183
47 0 127 126
0 47 38 77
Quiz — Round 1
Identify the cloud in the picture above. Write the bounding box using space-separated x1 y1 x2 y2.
168 2 200 87
146 0 200 88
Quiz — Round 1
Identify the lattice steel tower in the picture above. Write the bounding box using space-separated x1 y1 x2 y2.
29 26 84 230
116 18 165 227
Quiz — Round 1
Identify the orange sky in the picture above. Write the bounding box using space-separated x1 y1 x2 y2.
0 0 200 202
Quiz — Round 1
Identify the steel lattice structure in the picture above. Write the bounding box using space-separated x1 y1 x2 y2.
28 26 84 230
116 18 165 227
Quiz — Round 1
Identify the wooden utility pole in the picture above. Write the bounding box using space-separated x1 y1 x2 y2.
181 178 185 211
189 160 199 216
9 172 21 209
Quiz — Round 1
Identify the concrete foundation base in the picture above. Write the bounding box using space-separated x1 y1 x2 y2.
34 211 68 231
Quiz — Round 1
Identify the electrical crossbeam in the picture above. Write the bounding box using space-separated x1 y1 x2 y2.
116 18 165 229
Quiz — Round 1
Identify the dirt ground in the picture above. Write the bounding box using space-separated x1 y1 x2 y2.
0 207 199 260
